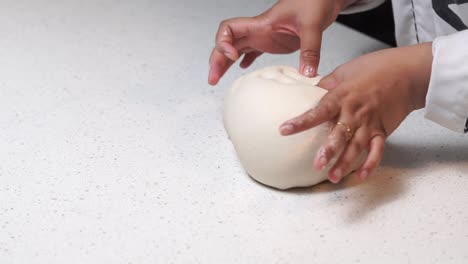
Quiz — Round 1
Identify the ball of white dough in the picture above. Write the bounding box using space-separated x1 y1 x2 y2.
223 65 360 190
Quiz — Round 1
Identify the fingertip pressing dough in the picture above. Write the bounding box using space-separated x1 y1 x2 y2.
223 65 362 190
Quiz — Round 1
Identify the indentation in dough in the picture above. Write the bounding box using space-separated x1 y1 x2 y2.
257 66 299 84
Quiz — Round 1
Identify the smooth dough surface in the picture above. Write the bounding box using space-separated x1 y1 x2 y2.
224 65 361 190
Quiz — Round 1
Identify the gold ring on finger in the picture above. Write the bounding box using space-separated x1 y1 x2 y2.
336 122 354 141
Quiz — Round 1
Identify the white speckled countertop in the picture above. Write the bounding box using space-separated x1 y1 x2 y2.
0 1 467 263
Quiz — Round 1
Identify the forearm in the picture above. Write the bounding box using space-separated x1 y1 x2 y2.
406 42 433 111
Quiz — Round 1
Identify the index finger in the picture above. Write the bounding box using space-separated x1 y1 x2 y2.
208 18 254 85
299 24 322 77
208 48 235 85
214 18 253 61
279 92 340 135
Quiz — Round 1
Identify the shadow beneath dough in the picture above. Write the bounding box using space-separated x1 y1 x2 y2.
381 141 468 169
267 140 468 223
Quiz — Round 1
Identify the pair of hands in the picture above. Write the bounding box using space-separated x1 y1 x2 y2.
209 0 432 183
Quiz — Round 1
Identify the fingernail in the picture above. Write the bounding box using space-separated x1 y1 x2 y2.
359 170 369 180
329 174 339 184
332 169 342 183
303 65 315 77
280 124 295 135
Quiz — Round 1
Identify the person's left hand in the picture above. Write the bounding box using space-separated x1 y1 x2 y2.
279 43 433 183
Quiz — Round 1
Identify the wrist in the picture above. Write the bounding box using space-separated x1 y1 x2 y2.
407 42 433 111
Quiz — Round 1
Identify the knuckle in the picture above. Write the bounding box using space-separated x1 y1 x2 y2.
358 102 377 120
334 64 348 76
367 97 379 110
364 163 376 171
379 126 389 138
351 140 365 153
333 87 349 101
346 101 362 115
324 145 336 158
354 109 370 124
218 20 233 36
320 100 335 118
304 107 318 121
326 134 341 155
301 50 320 61
324 137 337 152
372 131 387 143
300 21 322 32
292 116 305 128
358 139 370 151
219 19 230 27
318 145 331 159
331 68 341 78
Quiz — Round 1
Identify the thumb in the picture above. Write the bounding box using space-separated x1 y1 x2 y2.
299 26 322 78
317 72 340 90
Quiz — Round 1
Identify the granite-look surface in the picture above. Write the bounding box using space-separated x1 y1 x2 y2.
0 1 467 263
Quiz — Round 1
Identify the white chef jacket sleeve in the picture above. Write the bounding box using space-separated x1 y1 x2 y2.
425 30 468 134
340 0 386 15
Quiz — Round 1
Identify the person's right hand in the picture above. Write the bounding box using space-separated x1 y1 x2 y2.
208 0 356 85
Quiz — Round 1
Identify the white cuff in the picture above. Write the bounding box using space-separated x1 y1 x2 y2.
425 30 468 134
340 0 386 15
